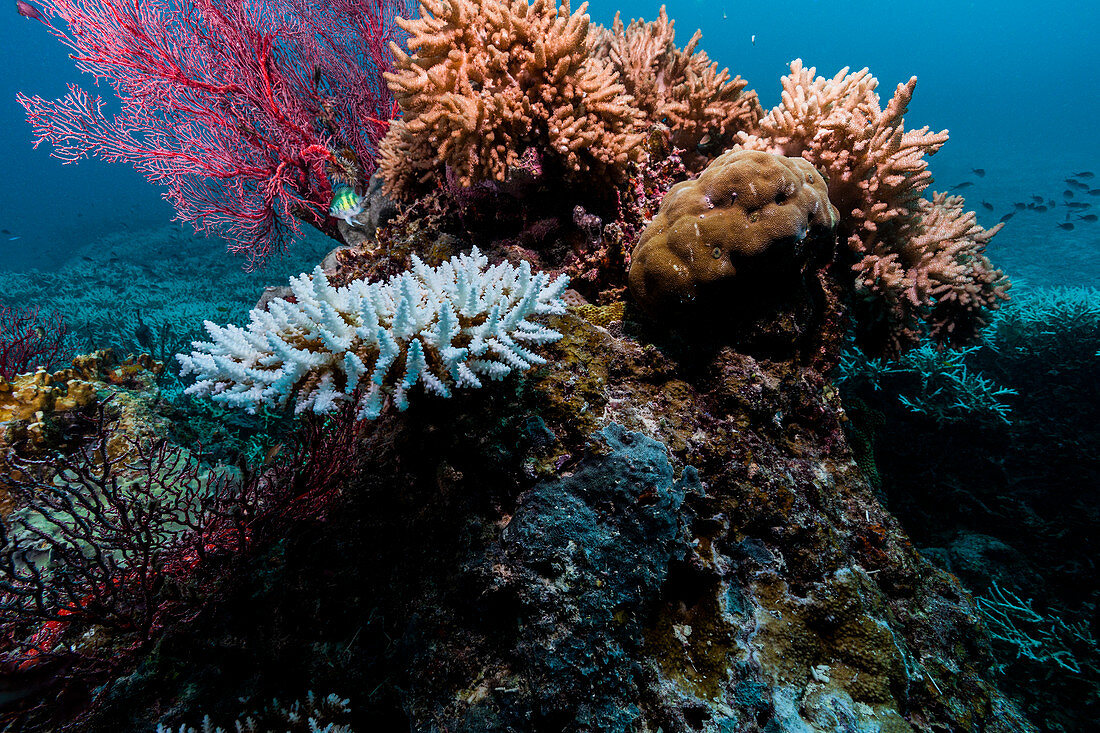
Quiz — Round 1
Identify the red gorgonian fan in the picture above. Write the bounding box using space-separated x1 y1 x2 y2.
17 0 409 268
0 305 71 380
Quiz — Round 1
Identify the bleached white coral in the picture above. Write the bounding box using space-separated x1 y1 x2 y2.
177 248 569 420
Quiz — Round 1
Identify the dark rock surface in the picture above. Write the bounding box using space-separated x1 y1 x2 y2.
86 308 1034 732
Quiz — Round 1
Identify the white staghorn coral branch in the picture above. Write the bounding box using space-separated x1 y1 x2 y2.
177 248 569 420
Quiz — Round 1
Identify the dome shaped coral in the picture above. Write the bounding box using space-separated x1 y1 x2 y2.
628 150 839 326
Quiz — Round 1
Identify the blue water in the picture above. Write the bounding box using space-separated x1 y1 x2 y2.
1 0 1098 281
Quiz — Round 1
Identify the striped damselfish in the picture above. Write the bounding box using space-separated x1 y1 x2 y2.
329 184 365 226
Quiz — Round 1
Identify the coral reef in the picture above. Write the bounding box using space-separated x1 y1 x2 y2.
88 308 1035 732
178 249 569 419
628 149 839 351
158 691 352 733
379 0 646 195
590 5 761 170
1 351 164 497
839 284 1100 730
738 60 1008 354
6 3 1041 730
0 352 166 534
0 224 337 376
836 342 1017 425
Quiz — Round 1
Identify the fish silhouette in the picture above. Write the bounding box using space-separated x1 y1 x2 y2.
134 311 155 349
1057 222 1075 230
971 168 986 177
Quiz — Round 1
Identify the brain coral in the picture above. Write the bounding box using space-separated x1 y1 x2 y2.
628 150 839 324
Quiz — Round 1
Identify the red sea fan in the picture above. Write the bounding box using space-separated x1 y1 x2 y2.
0 305 71 380
16 0 409 268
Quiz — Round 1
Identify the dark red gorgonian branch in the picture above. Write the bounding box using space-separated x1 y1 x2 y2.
16 0 409 268
0 305 71 380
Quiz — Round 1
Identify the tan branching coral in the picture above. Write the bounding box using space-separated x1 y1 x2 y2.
380 0 647 196
628 150 839 327
591 6 761 169
738 60 1008 354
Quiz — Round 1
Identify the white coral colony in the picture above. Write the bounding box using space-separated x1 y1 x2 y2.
177 248 570 420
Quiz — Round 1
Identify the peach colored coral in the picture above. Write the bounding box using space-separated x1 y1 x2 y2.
379 0 647 196
738 60 1008 354
590 6 761 170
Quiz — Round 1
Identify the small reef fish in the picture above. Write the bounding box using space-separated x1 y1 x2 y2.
1057 222 1075 230
952 181 973 189
7 236 20 241
751 34 756 45
329 184 365 226
1064 190 1074 198
133 309 155 349
1079 214 1098 222
980 201 994 211
1031 196 1044 203
1074 171 1095 178
1013 202 1026 210
1090 189 1100 195
999 212 1015 222
15 1 42 21
1066 179 1088 190
1036 205 1048 212
971 168 986 177
1066 201 1090 209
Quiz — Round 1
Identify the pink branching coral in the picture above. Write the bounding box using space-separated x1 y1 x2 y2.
17 0 408 268
378 0 647 196
738 60 1008 354
590 5 761 170
0 305 70 380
